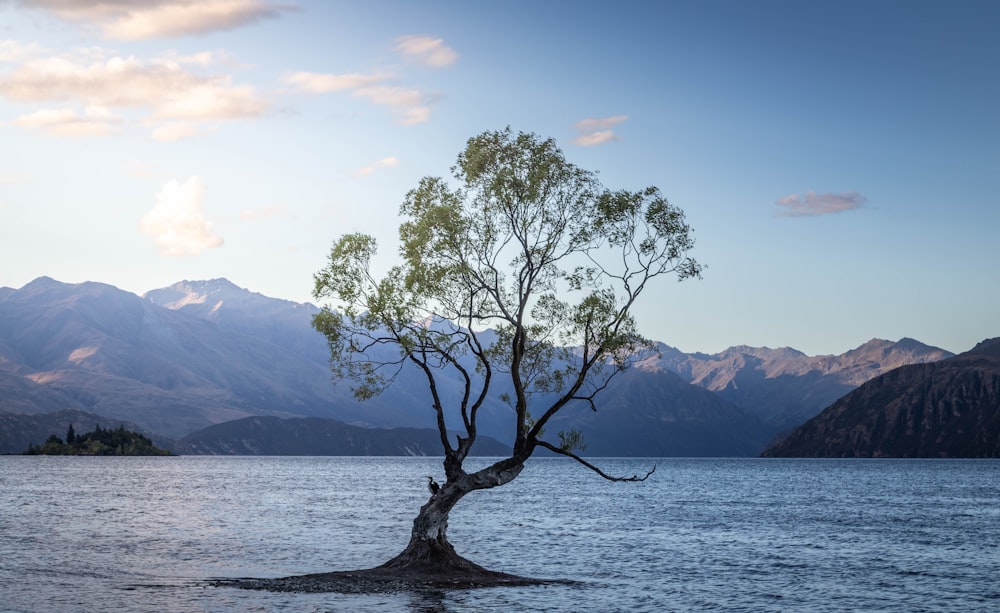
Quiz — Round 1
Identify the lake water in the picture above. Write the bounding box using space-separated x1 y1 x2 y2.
1 456 997 612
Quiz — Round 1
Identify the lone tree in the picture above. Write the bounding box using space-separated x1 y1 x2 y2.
312 128 701 581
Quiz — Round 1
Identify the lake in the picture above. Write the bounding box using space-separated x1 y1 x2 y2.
1 456 997 612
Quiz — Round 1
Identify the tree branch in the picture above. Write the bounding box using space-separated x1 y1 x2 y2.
535 440 656 482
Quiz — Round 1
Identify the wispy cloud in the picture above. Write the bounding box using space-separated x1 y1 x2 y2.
16 0 295 40
13 105 120 137
284 34 453 125
285 71 432 125
0 40 44 62
0 47 268 139
573 115 627 146
393 35 458 68
140 177 224 256
774 191 868 217
352 156 398 178
285 72 385 93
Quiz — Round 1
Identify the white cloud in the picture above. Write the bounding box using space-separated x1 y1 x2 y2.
352 156 398 177
285 71 432 125
0 40 44 62
14 105 119 136
0 48 269 139
774 191 868 217
140 177 224 256
397 106 430 125
152 80 265 120
17 0 295 40
283 34 452 125
572 115 628 146
573 130 617 147
393 35 458 68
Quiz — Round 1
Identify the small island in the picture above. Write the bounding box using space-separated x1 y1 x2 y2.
23 424 172 456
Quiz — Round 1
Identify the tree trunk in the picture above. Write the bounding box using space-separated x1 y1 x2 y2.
216 458 550 592
377 460 526 577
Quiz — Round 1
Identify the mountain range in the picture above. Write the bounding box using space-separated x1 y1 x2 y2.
762 338 1000 457
0 277 958 456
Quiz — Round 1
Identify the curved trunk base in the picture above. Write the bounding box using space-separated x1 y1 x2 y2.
214 464 552 593
212 538 563 594
212 569 558 594
376 535 496 577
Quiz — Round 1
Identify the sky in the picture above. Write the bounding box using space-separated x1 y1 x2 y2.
0 0 997 356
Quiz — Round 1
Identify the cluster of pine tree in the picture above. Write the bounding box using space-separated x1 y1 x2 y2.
23 424 172 456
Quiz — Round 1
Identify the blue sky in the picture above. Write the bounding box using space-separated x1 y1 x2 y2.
0 0 997 355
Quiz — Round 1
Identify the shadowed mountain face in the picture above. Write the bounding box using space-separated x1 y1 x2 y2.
547 367 772 457
174 415 510 456
0 277 958 456
762 338 1000 458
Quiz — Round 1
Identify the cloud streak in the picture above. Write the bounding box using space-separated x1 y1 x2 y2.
573 115 627 146
0 47 268 139
286 70 432 125
774 191 868 217
17 0 295 40
393 35 458 67
13 105 120 137
0 40 44 62
352 156 398 177
140 177 224 256
284 34 454 125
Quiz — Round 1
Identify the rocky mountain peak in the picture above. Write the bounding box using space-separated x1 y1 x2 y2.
967 337 1000 358
144 278 315 322
146 278 253 309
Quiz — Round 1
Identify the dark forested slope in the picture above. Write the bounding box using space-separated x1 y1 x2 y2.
762 338 1000 457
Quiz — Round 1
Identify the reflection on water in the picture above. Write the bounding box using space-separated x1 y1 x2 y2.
1 456 998 612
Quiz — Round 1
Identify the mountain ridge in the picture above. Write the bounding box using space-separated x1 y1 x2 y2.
761 338 1000 458
0 276 959 456
643 337 952 430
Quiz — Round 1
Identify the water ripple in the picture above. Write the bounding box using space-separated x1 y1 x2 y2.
1 456 998 611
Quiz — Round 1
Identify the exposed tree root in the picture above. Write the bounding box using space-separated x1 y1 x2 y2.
212 565 562 594
211 539 569 594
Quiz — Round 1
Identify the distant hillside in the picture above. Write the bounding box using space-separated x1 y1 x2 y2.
0 409 171 454
648 338 952 430
548 366 771 457
0 277 485 438
0 276 960 457
25 424 171 456
762 338 1000 457
175 416 511 456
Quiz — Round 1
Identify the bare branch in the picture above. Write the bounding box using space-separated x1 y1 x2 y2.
536 440 656 482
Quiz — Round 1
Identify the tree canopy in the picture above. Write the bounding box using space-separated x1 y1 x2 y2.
23 424 172 456
314 128 700 476
310 127 701 579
